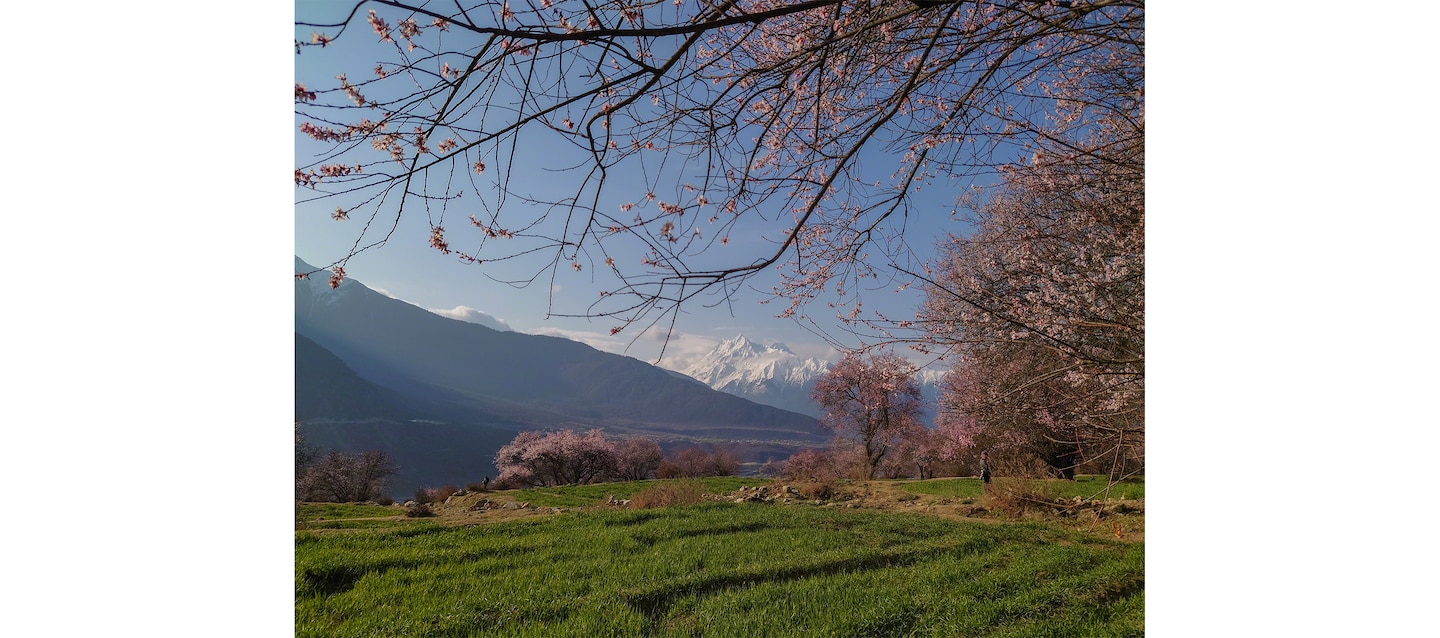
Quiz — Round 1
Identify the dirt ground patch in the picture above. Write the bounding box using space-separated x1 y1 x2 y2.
723 480 1144 543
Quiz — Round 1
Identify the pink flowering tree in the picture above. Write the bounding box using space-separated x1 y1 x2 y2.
654 445 741 478
612 436 665 480
298 449 399 502
294 1 1142 346
904 31 1142 476
809 351 924 479
493 428 620 486
771 444 866 481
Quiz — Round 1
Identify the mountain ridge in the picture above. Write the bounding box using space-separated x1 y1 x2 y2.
679 334 833 418
294 257 827 492
679 334 948 424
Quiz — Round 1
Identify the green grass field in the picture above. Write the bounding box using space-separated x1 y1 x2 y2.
898 475 1145 501
297 495 1143 637
512 477 773 508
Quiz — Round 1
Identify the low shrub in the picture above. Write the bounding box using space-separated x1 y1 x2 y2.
404 502 435 518
373 495 394 506
414 485 461 504
794 480 834 500
628 480 704 509
983 478 1067 518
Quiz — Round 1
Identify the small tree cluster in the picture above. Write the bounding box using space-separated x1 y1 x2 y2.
494 429 666 487
613 437 666 481
771 446 863 483
297 449 399 503
654 446 740 479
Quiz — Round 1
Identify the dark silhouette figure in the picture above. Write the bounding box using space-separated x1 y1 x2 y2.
483 475 491 491
980 453 992 484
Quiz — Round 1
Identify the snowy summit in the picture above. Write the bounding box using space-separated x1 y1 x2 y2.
681 335 832 418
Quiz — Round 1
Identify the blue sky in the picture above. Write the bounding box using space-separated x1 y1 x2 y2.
293 0 975 369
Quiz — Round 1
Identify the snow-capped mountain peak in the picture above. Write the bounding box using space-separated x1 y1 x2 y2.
684 334 947 423
682 335 832 417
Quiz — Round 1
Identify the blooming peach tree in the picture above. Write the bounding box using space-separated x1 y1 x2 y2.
493 429 673 485
654 445 741 478
297 449 400 502
915 39 1143 475
493 428 620 486
809 350 924 479
295 0 1143 343
612 435 665 480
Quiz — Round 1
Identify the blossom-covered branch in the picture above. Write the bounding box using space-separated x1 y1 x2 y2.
295 0 1143 351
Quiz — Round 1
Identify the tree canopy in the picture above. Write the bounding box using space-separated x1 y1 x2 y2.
295 0 1143 343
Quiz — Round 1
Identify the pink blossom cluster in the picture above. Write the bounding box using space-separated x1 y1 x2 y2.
298 118 385 144
468 216 514 239
429 226 450 254
367 9 391 42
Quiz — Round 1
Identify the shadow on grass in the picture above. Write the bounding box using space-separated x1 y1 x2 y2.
296 543 541 599
598 510 666 527
624 544 948 625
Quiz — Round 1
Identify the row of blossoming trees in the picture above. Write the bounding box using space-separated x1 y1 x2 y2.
493 429 740 487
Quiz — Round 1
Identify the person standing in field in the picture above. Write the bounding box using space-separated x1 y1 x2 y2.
980 452 992 484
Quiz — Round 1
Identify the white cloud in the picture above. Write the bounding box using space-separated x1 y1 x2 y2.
526 327 625 353
429 305 512 332
369 287 397 299
522 326 715 371
650 331 723 371
524 325 841 374
786 341 841 363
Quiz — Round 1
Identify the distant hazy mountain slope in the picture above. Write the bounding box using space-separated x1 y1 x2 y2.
295 330 524 495
294 257 823 440
295 332 410 421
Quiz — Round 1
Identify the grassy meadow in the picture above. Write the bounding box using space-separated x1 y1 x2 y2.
296 478 1143 637
899 475 1146 501
512 477 773 508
